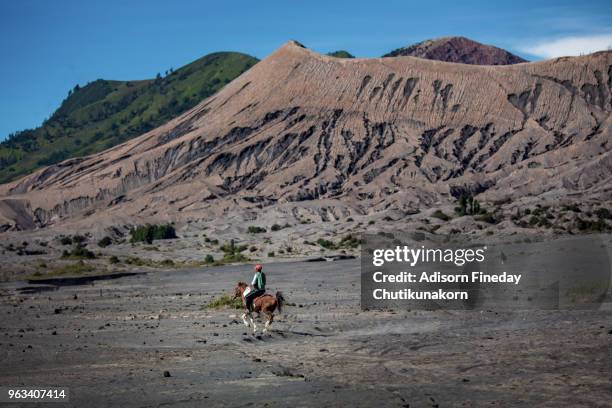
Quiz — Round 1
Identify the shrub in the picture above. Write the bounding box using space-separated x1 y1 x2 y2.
204 254 215 264
61 244 96 259
72 235 87 244
562 204 581 213
454 194 485 216
595 207 611 220
109 256 120 264
368 220 375 225
219 240 249 263
60 236 73 245
476 213 501 224
248 226 267 234
317 238 336 250
130 224 177 244
575 218 608 232
98 236 112 248
249 246 257 252
431 210 451 221
268 251 275 257
160 259 175 267
30 261 95 280
338 234 361 248
223 252 248 263
125 256 147 266
202 293 243 310
271 224 282 231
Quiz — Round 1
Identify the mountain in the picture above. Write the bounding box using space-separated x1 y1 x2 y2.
0 41 610 232
383 36 527 65
0 52 259 184
327 50 355 58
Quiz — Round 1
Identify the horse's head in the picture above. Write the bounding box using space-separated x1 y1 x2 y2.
233 282 248 299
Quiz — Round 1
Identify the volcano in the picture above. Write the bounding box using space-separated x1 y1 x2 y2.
0 41 610 232
383 36 527 65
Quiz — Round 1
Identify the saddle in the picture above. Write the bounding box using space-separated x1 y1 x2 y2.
245 287 266 311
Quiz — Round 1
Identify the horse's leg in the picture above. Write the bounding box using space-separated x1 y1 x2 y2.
250 314 256 333
241 312 250 328
263 313 273 334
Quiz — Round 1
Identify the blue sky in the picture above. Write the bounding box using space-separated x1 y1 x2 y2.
1 0 611 140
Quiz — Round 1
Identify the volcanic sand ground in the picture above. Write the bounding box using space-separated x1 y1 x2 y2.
1 259 611 407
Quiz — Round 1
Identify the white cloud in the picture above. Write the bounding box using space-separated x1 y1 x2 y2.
521 34 612 58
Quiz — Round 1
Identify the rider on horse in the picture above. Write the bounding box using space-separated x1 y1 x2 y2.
234 265 283 334
244 264 266 311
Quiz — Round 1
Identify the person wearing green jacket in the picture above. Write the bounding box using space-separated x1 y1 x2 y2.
244 264 266 311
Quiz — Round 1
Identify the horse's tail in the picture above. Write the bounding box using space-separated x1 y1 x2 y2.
275 291 285 314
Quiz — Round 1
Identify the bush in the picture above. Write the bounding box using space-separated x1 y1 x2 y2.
219 240 249 263
202 293 243 310
204 254 214 264
72 235 87 244
338 234 360 248
98 236 112 248
61 244 96 259
431 210 451 221
268 251 275 257
476 213 502 225
595 208 611 220
248 226 267 234
576 218 608 232
454 195 483 216
271 224 282 232
60 236 73 245
223 252 249 263
317 238 336 250
109 255 120 264
130 224 177 244
34 261 95 279
249 246 257 252
125 256 147 266
562 204 581 213
368 220 375 225
160 259 175 267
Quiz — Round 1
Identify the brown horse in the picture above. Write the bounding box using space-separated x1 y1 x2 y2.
233 282 284 334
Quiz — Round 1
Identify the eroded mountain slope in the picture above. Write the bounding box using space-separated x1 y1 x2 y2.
0 41 610 231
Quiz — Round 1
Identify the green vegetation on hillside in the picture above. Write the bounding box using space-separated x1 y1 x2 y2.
0 52 258 183
326 50 355 58
130 224 177 244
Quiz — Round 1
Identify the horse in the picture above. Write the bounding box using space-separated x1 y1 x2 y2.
233 282 284 334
